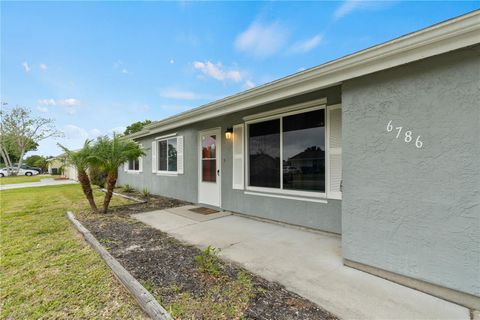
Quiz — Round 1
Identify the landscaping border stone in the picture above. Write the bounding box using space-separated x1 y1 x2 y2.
100 189 147 203
66 211 172 320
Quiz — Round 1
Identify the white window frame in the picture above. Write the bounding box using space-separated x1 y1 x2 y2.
125 143 143 174
245 104 327 199
125 158 141 174
155 136 179 175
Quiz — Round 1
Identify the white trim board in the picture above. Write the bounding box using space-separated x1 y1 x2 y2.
126 11 480 139
244 191 328 204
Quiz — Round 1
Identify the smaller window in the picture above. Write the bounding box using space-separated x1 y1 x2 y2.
128 158 140 171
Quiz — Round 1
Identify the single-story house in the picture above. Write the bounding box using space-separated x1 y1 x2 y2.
118 11 480 309
47 155 78 180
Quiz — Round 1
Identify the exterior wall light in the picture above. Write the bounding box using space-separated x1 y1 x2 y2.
225 127 233 140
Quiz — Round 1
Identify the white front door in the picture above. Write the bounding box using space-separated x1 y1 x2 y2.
198 128 221 207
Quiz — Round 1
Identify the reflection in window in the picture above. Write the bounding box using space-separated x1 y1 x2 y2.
283 109 325 192
247 108 325 193
168 139 177 171
158 137 178 172
248 119 280 188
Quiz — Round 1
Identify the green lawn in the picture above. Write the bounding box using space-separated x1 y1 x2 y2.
0 174 52 185
0 184 147 319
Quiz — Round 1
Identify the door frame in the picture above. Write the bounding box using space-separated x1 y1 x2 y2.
197 127 222 208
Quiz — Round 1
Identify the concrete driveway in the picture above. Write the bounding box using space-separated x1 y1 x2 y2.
133 205 469 320
0 178 78 190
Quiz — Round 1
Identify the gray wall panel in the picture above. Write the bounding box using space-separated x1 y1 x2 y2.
342 45 480 296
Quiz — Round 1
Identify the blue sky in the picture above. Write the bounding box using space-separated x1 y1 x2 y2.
1 1 478 156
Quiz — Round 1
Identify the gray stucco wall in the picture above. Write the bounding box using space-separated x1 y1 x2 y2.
118 86 342 234
342 45 480 296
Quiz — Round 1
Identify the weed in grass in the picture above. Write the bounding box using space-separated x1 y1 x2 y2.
194 245 221 276
165 270 254 319
141 188 151 198
123 184 134 193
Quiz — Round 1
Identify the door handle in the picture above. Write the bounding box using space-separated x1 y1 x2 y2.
217 169 220 176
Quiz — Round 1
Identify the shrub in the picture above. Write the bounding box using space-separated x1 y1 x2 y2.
141 188 150 198
194 245 221 276
89 166 107 188
123 184 134 193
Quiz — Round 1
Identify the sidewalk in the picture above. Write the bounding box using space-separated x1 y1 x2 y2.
133 205 470 320
0 178 78 190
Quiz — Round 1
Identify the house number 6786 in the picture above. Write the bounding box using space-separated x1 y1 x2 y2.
386 120 423 148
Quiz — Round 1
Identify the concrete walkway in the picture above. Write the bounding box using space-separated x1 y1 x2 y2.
133 206 469 320
0 178 78 190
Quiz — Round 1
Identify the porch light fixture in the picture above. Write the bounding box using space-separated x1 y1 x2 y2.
225 127 233 140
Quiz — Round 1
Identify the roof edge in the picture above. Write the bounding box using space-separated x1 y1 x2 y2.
129 10 480 140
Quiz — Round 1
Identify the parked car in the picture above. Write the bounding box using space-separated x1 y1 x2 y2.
0 167 40 177
12 164 43 174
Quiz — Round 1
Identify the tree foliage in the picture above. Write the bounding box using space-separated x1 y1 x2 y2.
123 120 152 136
90 134 145 213
58 134 144 214
0 105 62 174
25 155 48 172
58 140 98 212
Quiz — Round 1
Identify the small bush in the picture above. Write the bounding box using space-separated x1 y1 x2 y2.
123 184 134 193
194 245 221 276
89 166 107 188
141 188 151 198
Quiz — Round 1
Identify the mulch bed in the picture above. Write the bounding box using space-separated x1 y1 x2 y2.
79 193 338 320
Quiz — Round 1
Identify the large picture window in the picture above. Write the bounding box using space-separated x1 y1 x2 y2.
247 107 325 194
158 138 178 173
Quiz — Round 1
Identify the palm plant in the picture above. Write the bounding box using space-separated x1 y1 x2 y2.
58 140 98 213
90 134 144 213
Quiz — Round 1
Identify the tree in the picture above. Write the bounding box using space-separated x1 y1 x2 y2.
25 155 48 172
0 106 62 175
123 120 152 136
90 134 144 213
0 135 38 167
58 141 98 213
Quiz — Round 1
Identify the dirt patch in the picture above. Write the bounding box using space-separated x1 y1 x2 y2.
79 194 338 320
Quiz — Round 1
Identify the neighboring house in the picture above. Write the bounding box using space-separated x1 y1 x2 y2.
118 12 480 309
47 155 78 181
47 157 64 175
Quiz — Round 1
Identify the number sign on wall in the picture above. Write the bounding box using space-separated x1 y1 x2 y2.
386 120 423 149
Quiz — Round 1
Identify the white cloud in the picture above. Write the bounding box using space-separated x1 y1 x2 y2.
289 34 323 54
22 62 31 73
110 126 126 135
334 0 392 20
38 98 81 114
235 21 288 57
58 98 81 106
39 63 47 71
193 61 243 82
158 87 213 100
298 67 306 72
64 125 89 140
38 98 57 106
90 128 102 137
37 106 49 113
244 80 255 89
64 125 103 141
170 59 175 64
121 68 128 74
